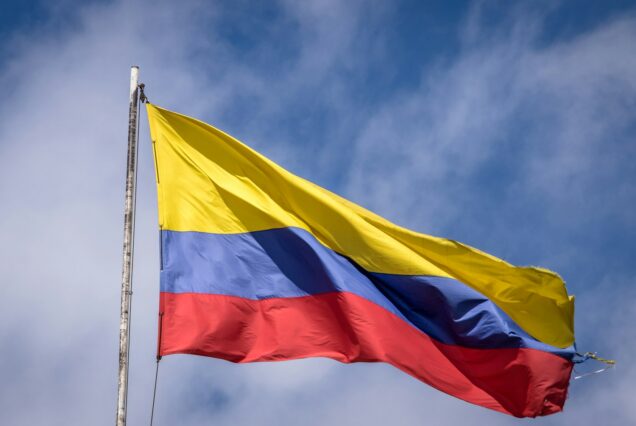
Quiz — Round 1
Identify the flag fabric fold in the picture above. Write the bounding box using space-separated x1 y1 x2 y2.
147 103 575 417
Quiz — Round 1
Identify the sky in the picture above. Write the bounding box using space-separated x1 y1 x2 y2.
0 0 635 425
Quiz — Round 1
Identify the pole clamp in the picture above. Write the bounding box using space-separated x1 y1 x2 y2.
139 83 149 104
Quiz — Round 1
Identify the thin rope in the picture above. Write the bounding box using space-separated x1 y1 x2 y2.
139 82 161 426
574 351 616 365
573 351 616 380
150 358 161 426
574 364 614 380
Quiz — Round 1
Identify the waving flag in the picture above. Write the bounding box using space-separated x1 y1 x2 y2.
146 103 575 417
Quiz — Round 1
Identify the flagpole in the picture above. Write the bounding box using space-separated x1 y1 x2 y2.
116 65 140 426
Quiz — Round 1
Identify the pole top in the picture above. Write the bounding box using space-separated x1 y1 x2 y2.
129 67 139 100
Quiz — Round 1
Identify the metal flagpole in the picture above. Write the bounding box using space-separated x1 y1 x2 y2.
116 65 140 426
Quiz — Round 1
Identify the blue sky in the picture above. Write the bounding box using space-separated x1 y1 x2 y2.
0 1 635 425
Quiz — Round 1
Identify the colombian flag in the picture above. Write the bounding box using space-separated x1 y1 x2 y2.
147 104 575 417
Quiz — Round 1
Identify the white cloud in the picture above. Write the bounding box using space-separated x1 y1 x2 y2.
0 1 633 425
